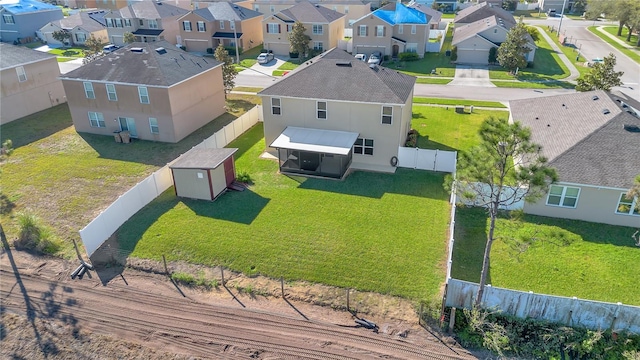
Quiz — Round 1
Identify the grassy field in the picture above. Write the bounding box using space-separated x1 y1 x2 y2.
602 26 639 46
541 28 591 77
411 107 509 152
0 95 260 258
386 28 456 77
48 47 85 58
589 26 640 64
452 207 640 305
116 123 451 301
413 97 506 108
233 86 263 93
491 80 575 89
415 78 452 85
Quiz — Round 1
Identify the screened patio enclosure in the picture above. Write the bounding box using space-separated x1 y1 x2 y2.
270 126 359 179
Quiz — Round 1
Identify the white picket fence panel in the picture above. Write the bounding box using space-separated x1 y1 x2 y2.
397 147 457 173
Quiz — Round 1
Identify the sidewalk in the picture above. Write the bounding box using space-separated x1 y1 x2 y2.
534 25 580 82
595 26 636 50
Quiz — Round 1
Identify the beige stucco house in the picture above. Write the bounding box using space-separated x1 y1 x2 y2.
262 0 344 56
258 48 416 178
0 43 66 124
39 10 108 46
104 1 188 46
352 2 437 58
60 41 226 143
511 91 640 228
454 1 514 25
177 2 263 53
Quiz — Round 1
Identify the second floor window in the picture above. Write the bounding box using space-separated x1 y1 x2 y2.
376 25 385 37
317 101 327 119
3 14 14 24
16 66 26 82
124 19 131 27
398 25 403 34
183 21 192 32
344 6 349 13
230 21 235 30
312 24 323 35
219 20 224 29
149 19 158 29
197 21 206 32
267 23 280 34
106 84 117 101
114 18 122 27
271 98 281 115
138 86 149 104
381 106 392 124
411 24 416 34
358 25 367 37
83 82 95 99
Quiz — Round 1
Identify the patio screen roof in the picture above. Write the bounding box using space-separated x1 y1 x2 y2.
270 126 359 156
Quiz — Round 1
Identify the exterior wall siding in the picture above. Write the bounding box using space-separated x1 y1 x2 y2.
455 37 492 64
0 9 63 43
524 183 640 228
173 168 213 200
352 17 390 56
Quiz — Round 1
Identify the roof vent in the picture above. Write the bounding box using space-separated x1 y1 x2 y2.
592 95 599 101
623 124 640 132
602 108 610 115
130 47 144 53
336 61 352 67
155 47 167 54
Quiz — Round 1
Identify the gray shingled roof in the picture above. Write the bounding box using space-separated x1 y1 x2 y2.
59 41 221 87
53 11 106 32
454 2 515 24
278 0 345 23
452 15 503 45
170 148 238 169
193 2 262 22
119 1 188 19
0 43 55 70
258 48 416 105
408 3 442 24
510 90 640 188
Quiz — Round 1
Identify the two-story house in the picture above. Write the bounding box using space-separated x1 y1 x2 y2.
60 41 226 143
258 48 416 178
177 2 263 53
453 1 514 25
352 2 434 58
262 0 344 56
407 2 442 30
39 10 108 46
0 0 63 43
104 1 188 46
1 43 66 124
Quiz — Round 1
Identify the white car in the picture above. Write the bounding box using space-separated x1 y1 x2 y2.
103 44 119 53
354 53 367 62
257 51 275 64
368 51 382 65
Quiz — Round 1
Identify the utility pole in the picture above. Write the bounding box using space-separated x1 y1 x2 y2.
557 0 568 38
233 19 240 65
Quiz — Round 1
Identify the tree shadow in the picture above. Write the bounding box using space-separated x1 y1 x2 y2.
0 194 16 215
1 104 72 148
226 99 255 114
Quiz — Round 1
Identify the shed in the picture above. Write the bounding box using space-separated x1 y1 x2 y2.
169 148 238 201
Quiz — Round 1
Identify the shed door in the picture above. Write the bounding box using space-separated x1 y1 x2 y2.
223 157 235 186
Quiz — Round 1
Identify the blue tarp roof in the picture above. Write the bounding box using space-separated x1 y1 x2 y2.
373 3 427 25
1 0 60 14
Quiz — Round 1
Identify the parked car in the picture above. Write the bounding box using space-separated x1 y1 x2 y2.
547 9 556 17
354 53 367 62
257 51 275 65
103 44 119 53
368 51 382 65
585 57 604 67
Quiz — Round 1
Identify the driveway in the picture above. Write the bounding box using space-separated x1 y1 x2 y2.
244 55 289 77
448 65 495 87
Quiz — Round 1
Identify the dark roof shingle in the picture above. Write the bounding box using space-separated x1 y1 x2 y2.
454 2 515 24
278 0 345 23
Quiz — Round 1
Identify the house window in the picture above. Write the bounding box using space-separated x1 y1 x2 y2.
267 23 280 34
138 86 149 104
115 18 122 28
16 66 26 82
88 112 105 128
139 19 144 26
344 6 349 13
398 25 403 34
411 24 416 34
271 97 281 115
615 193 639 216
406 43 418 53
3 14 15 24
230 21 235 30
358 25 367 37
286 24 292 32
317 101 327 119
312 24 323 35
183 21 192 32
353 138 374 155
75 32 86 42
149 19 158 29
254 4 259 11
376 25 384 37
124 19 131 27
105 84 117 101
197 21 206 32
313 41 323 51
219 20 224 29
546 185 580 208
270 5 275 13
83 82 95 99
149 118 159 134
381 106 392 124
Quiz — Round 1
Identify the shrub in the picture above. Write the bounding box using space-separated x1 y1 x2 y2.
224 46 242 56
289 52 299 58
14 211 60 254
405 129 418 147
383 55 390 61
399 52 419 61
236 171 252 184
450 46 458 62
206 48 213 54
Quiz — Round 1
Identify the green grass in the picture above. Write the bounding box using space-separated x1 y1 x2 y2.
0 95 260 258
278 61 300 71
491 80 575 89
48 47 85 58
116 123 451 301
602 26 639 47
23 41 44 49
272 70 287 76
542 28 591 77
413 97 506 108
233 86 263 93
411 107 508 152
386 27 455 77
415 77 452 85
452 207 640 305
56 57 75 63
441 13 455 19
589 26 640 64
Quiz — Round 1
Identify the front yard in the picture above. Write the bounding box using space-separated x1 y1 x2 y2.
116 123 451 301
386 27 456 78
452 207 640 306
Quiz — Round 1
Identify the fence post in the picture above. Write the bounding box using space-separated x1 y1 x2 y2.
281 276 285 298
346 288 350 313
448 307 456 333
220 266 225 286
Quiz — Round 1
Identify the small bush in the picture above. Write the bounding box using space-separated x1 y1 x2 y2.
405 129 418 147
450 46 458 62
179 45 186 51
289 52 299 58
398 52 419 61
225 46 242 56
383 55 390 61
236 171 252 184
206 48 213 54
14 212 60 254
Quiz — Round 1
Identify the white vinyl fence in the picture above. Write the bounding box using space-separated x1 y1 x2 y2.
445 279 640 334
80 106 262 257
397 147 457 173
456 182 527 210
426 29 447 53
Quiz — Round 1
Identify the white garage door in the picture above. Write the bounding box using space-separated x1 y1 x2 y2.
265 42 291 56
457 49 489 65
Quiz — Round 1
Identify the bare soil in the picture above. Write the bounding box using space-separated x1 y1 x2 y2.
1 248 482 359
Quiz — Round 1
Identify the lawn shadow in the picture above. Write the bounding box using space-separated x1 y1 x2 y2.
226 99 255 114
297 168 450 200
1 104 72 148
416 139 458 152
182 189 270 225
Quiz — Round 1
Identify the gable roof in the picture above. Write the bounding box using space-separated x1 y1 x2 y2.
277 0 344 23
50 10 107 32
119 1 188 20
258 48 416 105
191 2 262 22
454 2 515 24
407 3 442 24
59 41 221 87
0 42 55 69
452 15 505 45
510 90 640 189
374 2 428 25
0 0 59 14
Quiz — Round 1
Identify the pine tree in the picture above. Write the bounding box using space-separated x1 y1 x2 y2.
497 22 532 73
214 44 238 98
288 21 310 60
575 53 623 91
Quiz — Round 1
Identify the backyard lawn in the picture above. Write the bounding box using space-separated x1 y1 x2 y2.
48 47 85 58
452 207 640 305
116 123 452 301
